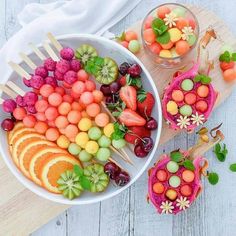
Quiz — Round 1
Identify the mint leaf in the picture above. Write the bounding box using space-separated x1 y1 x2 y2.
231 53 236 61
80 175 91 190
193 75 202 82
193 74 211 84
111 122 126 140
156 31 170 44
229 163 236 172
219 51 231 62
151 18 165 35
183 159 195 171
170 151 183 162
137 89 147 102
74 165 84 177
208 172 219 185
213 143 228 162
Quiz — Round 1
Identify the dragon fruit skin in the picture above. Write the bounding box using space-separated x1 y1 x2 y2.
162 62 218 132
148 152 204 215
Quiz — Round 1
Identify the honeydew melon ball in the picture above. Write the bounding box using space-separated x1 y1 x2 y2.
169 175 181 188
95 148 111 162
98 135 111 148
88 127 102 140
187 34 197 46
79 150 92 162
172 7 186 17
179 104 192 116
128 40 141 54
112 139 126 149
166 101 178 115
181 79 194 91
166 161 179 173
168 28 182 43
159 49 172 58
68 143 81 155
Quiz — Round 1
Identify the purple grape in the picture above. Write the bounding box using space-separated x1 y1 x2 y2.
23 91 38 106
44 58 56 71
115 171 130 186
142 137 153 152
60 47 74 60
128 63 142 77
1 118 15 131
110 82 121 94
15 95 26 107
134 144 148 158
145 117 158 130
100 85 111 96
70 59 81 72
45 76 58 87
2 99 17 113
119 62 130 75
104 162 121 180
35 66 48 78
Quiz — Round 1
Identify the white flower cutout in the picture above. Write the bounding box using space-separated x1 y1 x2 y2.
164 12 178 28
191 112 205 126
176 196 190 210
181 26 194 40
177 116 190 129
160 201 174 214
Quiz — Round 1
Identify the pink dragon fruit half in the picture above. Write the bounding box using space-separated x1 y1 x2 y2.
148 151 207 215
162 62 218 132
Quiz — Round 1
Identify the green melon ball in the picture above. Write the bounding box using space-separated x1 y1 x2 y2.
68 143 81 156
187 34 197 46
79 150 92 162
172 7 186 17
88 127 102 140
112 139 126 149
179 105 192 116
98 135 111 148
95 148 111 162
169 175 181 188
181 79 194 91
128 40 140 54
166 161 179 173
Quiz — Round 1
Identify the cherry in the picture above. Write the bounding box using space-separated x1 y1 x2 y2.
110 82 121 94
1 118 15 131
128 63 142 77
115 170 130 186
142 137 153 152
146 117 158 130
100 84 111 96
134 144 148 158
119 62 130 75
104 162 121 180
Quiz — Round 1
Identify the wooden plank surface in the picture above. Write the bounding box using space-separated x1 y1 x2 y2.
0 0 236 236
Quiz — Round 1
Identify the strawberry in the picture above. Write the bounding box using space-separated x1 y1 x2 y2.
137 89 155 117
124 126 151 144
118 75 142 89
119 109 146 126
220 61 234 71
119 85 137 110
118 76 127 86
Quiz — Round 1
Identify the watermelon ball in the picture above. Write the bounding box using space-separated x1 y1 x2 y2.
77 69 89 81
180 184 192 197
40 84 54 98
34 121 48 134
79 150 92 162
152 182 164 194
88 127 102 140
35 66 48 78
80 91 94 106
72 81 86 95
15 95 26 107
144 15 154 29
55 87 65 96
68 143 81 156
187 34 197 46
45 107 59 121
128 40 140 54
56 59 70 74
45 127 60 141
182 170 195 183
196 100 208 113
160 41 174 50
67 110 81 124
44 58 56 71
23 91 38 106
54 70 64 81
168 28 182 43
60 47 74 61
172 90 184 102
2 99 17 113
176 40 190 55
64 70 77 85
23 77 31 87
157 5 171 19
172 7 186 17
30 75 45 89
184 92 197 105
98 135 111 148
70 59 81 72
48 92 63 106
120 41 129 49
197 85 209 98
180 104 192 116
156 170 167 182
166 161 179 173
169 175 181 188
13 107 27 120
55 115 69 129
143 29 156 44
95 147 111 161
149 42 162 54
23 114 36 128
45 76 58 87
165 189 178 201
181 79 194 91
27 105 37 114
85 80 96 92
112 139 126 149
188 18 196 30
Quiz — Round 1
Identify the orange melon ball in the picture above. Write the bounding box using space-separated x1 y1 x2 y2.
176 17 189 30
55 116 69 129
47 120 56 128
77 69 89 82
197 85 209 98
67 110 81 124
63 94 74 103
172 89 184 102
34 121 48 134
125 31 138 42
149 42 162 54
48 92 63 106
157 5 171 19
81 111 90 118
85 80 96 92
223 69 236 82
143 28 156 44
95 113 109 127
71 101 83 111
40 84 54 97
152 182 164 194
23 115 36 128
182 170 195 183
13 107 27 120
58 102 71 115
92 90 104 103
160 41 174 50
35 112 46 121
65 124 79 138
72 81 86 95
176 40 190 55
86 103 101 117
45 107 59 121
45 128 60 141
35 100 49 113
80 91 94 105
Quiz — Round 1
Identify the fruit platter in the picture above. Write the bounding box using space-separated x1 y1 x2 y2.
0 34 162 204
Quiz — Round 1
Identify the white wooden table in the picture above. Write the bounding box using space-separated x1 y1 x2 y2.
1 0 236 235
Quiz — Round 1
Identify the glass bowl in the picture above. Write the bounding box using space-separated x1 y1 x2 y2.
141 3 199 68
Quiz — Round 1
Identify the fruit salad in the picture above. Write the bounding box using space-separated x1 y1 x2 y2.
1 43 158 200
142 3 199 67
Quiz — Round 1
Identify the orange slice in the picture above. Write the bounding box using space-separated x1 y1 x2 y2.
18 140 56 179
8 122 24 141
29 146 68 186
39 153 81 193
11 133 46 167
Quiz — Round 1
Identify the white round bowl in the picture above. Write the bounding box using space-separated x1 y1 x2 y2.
0 34 162 205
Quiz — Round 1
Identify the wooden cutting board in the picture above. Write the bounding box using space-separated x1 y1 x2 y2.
0 5 235 236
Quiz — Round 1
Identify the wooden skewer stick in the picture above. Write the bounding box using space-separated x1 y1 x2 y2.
0 84 17 98
43 41 59 61
29 43 46 61
47 32 63 51
118 148 133 164
101 101 116 122
8 61 31 80
110 146 133 165
19 52 37 70
6 81 25 96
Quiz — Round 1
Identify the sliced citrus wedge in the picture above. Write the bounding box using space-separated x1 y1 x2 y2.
8 122 24 141
29 146 68 186
18 140 56 179
39 154 81 193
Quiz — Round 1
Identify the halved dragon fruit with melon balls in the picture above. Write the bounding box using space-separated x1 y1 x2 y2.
162 62 218 132
148 151 207 215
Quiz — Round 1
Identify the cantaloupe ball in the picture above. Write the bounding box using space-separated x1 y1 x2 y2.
95 113 109 127
143 29 156 44
86 103 101 117
223 69 236 82
80 91 94 105
176 40 190 55
67 110 81 124
65 124 79 139
159 49 172 58
160 41 174 50
92 90 104 103
176 17 189 30
58 102 71 115
45 128 60 141
157 5 171 19
85 80 96 92
13 107 27 120
103 123 114 138
55 115 69 129
23 115 36 128
71 101 83 111
81 111 90 118
48 92 63 106
168 28 182 42
45 107 59 121
34 121 48 134
125 31 138 42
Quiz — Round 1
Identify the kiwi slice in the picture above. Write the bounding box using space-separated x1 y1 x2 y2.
76 44 98 65
57 170 83 200
84 163 109 192
95 57 118 85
